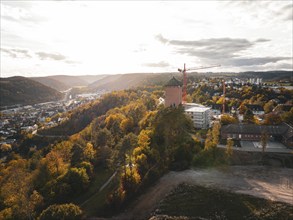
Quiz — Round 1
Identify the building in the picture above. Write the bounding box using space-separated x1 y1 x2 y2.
245 104 264 115
164 77 182 107
221 123 293 147
185 104 211 129
164 77 211 129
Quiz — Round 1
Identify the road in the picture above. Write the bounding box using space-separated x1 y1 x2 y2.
112 166 293 220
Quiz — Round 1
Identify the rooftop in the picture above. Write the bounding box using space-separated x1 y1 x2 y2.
165 76 182 87
185 106 210 113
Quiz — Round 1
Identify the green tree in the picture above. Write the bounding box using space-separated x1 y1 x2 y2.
38 203 82 220
64 167 89 194
243 109 255 123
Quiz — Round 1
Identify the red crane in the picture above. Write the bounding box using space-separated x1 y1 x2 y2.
178 63 221 103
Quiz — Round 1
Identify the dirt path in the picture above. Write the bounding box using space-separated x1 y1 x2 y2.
112 166 293 220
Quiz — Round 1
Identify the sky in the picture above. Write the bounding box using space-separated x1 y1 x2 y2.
1 0 292 77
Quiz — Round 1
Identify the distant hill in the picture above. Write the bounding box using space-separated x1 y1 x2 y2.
77 75 107 84
88 72 180 91
237 71 292 81
0 76 63 106
48 75 89 88
31 75 106 91
31 77 70 91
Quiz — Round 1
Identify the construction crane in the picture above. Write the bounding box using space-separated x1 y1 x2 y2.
178 63 221 103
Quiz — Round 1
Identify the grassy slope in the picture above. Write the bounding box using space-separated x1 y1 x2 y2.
153 183 293 220
74 168 118 217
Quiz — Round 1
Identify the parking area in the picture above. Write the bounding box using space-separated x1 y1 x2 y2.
240 141 292 153
218 141 292 153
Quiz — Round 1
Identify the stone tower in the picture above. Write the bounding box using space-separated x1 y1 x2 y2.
164 76 182 107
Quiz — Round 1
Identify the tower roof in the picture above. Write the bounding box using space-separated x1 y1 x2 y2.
165 76 182 87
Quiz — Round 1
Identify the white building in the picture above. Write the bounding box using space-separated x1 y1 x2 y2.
184 103 211 129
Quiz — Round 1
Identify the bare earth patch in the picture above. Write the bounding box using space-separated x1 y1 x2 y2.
112 166 293 220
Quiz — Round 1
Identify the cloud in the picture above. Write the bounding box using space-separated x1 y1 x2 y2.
1 48 31 58
155 35 291 68
1 48 80 65
36 52 66 61
282 3 293 21
35 51 80 64
1 1 47 24
155 34 169 44
143 61 170 68
156 35 256 59
226 57 292 67
255 38 270 43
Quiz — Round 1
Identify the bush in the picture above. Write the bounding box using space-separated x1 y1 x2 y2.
38 203 82 220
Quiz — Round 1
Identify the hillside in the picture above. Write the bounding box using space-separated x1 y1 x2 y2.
237 70 292 81
0 76 63 106
77 75 107 84
88 72 179 91
48 75 89 87
31 76 70 91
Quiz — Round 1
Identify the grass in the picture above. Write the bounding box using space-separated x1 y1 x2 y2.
74 168 118 217
154 183 293 220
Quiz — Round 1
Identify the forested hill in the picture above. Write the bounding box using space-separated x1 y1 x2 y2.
31 77 70 91
31 75 107 91
237 71 292 81
0 76 63 106
88 72 180 91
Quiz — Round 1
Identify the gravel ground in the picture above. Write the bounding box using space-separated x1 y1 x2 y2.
112 166 293 220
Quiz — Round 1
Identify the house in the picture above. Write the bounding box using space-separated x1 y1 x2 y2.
210 103 229 116
221 123 293 147
245 104 264 115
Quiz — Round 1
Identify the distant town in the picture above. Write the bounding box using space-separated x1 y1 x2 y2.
0 89 107 146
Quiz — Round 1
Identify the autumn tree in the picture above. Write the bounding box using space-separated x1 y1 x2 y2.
226 138 234 158
212 122 221 145
264 100 276 113
38 203 82 220
260 132 269 154
263 113 282 125
220 114 238 125
0 159 43 220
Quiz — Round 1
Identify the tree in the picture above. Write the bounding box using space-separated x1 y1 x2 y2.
212 122 221 145
64 167 89 194
83 142 96 162
263 113 282 125
281 108 293 125
38 203 82 220
0 159 43 220
152 106 194 168
260 132 269 154
243 109 255 123
93 128 112 147
264 100 276 113
204 130 216 151
220 114 237 125
226 138 234 158
118 133 138 177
